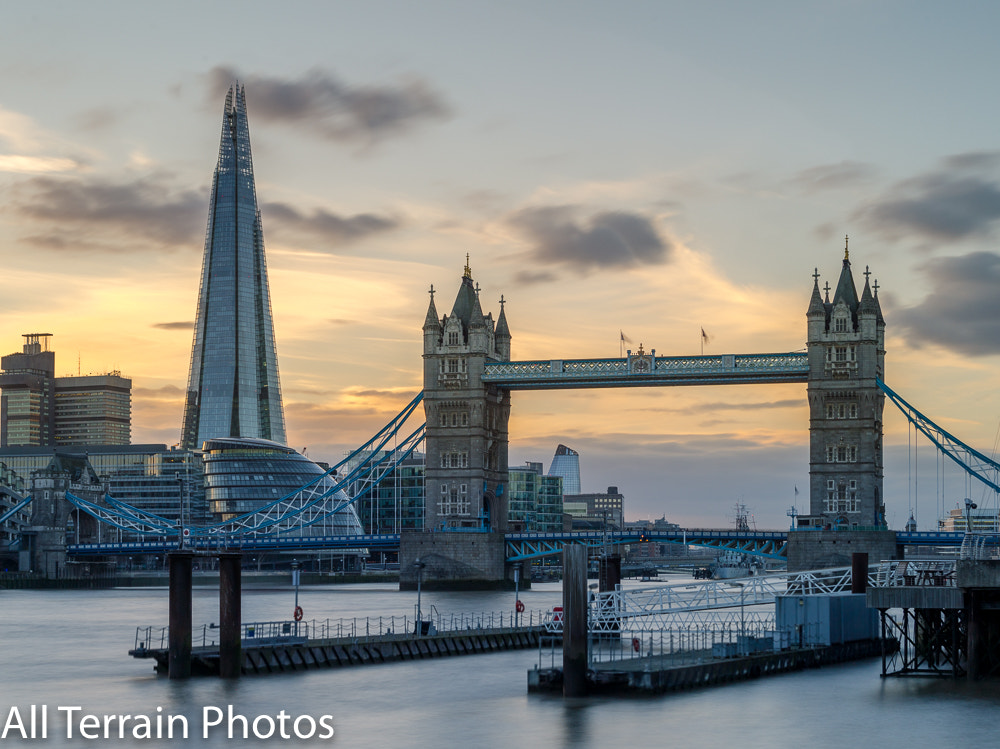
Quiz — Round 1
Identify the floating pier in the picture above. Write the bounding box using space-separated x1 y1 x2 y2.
528 638 889 695
131 620 545 676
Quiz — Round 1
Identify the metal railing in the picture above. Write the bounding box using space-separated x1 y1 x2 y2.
872 560 956 587
536 612 821 669
133 608 548 651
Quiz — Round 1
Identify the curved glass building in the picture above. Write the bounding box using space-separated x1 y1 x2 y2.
182 85 285 450
547 444 581 495
202 437 364 536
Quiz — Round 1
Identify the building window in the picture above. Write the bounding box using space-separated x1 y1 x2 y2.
440 412 448 427
448 331 460 346
461 412 468 427
826 444 858 463
826 402 859 419
834 316 847 333
448 359 459 374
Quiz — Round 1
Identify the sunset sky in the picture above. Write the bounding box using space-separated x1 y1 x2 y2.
2 1 999 529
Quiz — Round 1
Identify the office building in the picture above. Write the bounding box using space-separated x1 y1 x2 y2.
348 451 426 534
0 334 131 448
547 444 581 495
508 461 564 532
182 85 285 450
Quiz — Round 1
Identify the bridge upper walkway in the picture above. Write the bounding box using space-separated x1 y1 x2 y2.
482 352 808 389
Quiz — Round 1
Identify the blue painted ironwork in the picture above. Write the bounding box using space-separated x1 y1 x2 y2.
62 393 425 543
482 352 808 390
0 494 32 526
878 378 1000 494
504 529 790 561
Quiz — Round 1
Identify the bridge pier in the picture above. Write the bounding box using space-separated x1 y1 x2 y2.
218 553 242 679
167 550 194 679
562 544 588 697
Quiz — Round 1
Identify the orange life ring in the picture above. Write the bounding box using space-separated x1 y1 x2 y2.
293 605 304 622
515 599 525 613
632 637 641 653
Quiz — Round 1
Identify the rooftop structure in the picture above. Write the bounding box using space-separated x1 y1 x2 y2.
0 334 131 448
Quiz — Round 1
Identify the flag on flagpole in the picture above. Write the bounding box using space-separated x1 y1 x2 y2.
620 330 632 344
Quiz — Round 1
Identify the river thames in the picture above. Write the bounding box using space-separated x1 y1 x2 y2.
2 580 999 748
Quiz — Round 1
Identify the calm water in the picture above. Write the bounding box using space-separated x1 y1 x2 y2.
2 580 999 748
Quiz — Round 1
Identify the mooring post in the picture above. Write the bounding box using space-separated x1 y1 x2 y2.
599 554 621 593
851 552 869 594
218 553 242 679
167 550 194 679
563 544 588 697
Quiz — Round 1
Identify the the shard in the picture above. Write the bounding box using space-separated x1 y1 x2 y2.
181 85 286 450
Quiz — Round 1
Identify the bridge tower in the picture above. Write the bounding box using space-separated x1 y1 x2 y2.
421 259 511 532
801 241 886 529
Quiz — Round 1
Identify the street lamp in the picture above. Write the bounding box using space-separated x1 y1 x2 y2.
733 582 747 655
413 559 426 634
291 559 302 635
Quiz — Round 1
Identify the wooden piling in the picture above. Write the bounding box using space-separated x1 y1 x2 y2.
219 553 242 679
167 551 194 679
563 544 588 697
851 552 869 594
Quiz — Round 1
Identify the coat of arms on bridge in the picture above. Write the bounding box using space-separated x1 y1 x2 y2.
627 343 655 374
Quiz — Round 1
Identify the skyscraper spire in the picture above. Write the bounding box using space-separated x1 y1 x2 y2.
181 85 286 450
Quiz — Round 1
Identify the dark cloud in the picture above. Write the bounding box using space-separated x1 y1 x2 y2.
152 321 193 331
508 206 671 277
855 152 1000 243
207 66 450 144
10 175 205 250
790 161 876 193
262 202 398 246
513 269 558 285
893 252 1000 356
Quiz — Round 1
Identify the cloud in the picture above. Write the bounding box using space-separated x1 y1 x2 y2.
262 202 399 246
10 174 205 250
206 66 450 144
508 206 671 277
0 155 81 174
893 251 1000 356
789 161 876 193
855 152 1000 243
132 384 186 400
152 321 193 331
631 398 803 415
513 269 558 285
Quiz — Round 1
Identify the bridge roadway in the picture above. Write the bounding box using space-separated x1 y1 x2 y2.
65 528 989 560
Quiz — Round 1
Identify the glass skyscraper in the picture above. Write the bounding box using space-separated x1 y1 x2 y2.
182 85 285 450
547 444 581 495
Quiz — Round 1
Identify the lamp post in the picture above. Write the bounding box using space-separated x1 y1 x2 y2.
291 559 302 636
733 582 747 655
413 559 426 634
514 566 520 627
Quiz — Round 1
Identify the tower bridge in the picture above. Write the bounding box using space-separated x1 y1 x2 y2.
404 245 889 585
11 245 1000 585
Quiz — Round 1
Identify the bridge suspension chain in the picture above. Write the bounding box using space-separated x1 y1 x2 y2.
64 392 426 542
878 379 1000 494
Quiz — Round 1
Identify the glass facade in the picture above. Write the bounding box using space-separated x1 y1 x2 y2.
348 452 425 534
547 444 581 495
182 85 285 450
202 437 364 537
508 462 564 532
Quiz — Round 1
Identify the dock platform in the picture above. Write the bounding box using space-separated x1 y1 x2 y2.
528 638 891 695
